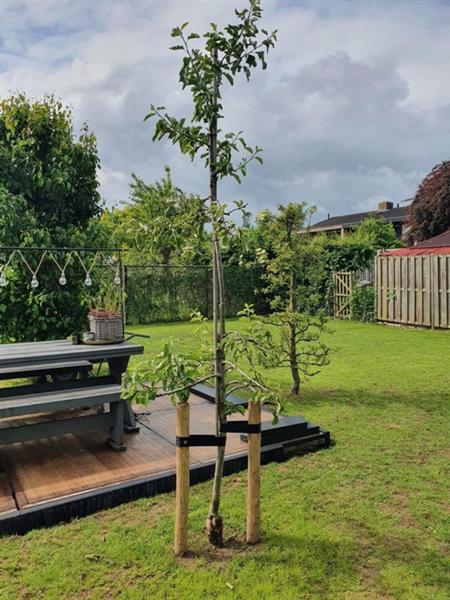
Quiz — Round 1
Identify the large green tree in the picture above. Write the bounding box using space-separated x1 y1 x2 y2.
0 94 104 341
407 161 450 244
0 94 101 228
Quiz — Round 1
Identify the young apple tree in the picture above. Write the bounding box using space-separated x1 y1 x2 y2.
124 0 279 548
256 203 331 395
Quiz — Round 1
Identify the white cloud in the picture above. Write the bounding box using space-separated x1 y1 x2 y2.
1 0 450 221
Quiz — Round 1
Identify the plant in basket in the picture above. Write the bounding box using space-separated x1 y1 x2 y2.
88 281 124 342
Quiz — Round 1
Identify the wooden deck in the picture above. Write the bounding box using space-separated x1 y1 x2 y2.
0 394 329 535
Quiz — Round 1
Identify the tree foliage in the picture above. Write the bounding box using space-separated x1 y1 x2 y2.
100 167 208 265
352 215 400 250
255 203 326 313
0 94 101 228
0 94 104 341
407 161 450 244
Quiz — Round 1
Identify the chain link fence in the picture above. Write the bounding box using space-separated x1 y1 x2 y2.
124 265 269 324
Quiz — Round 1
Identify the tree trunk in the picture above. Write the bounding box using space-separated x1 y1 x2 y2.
206 47 227 547
288 320 300 396
288 269 300 396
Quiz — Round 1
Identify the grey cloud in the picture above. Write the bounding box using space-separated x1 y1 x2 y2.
2 0 450 222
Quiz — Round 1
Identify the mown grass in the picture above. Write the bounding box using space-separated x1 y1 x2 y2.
0 320 449 599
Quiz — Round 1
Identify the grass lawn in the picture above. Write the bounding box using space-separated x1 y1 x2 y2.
0 320 449 599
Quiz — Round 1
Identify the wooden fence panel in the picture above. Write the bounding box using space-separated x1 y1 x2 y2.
434 255 450 328
376 254 450 329
394 257 401 323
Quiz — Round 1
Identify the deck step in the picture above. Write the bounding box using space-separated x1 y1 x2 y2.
0 360 92 381
0 384 121 419
240 416 320 445
192 386 329 448
191 384 248 407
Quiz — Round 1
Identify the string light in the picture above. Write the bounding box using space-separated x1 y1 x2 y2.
114 266 121 285
0 248 125 292
0 251 16 289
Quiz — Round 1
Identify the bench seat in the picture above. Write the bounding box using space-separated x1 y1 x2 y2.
0 360 92 381
0 383 126 451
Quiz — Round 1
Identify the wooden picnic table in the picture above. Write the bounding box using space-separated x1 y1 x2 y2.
0 340 144 450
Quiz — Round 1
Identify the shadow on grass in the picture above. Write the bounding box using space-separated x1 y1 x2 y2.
251 532 359 591
184 531 358 583
296 387 449 413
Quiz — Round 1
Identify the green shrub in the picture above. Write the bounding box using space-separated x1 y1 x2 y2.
351 285 375 322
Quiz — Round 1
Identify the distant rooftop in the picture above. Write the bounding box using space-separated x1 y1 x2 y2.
310 201 411 232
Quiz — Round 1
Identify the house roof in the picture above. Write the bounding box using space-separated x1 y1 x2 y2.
415 228 450 248
380 247 450 256
380 228 450 256
310 205 409 231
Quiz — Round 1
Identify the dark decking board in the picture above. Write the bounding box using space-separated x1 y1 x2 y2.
0 394 330 536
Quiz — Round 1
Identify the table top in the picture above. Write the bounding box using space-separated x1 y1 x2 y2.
0 340 144 368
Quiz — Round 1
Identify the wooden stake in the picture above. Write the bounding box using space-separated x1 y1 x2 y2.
246 401 261 544
174 401 190 556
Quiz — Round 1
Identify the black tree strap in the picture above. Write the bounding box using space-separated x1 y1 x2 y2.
220 421 261 434
176 435 226 447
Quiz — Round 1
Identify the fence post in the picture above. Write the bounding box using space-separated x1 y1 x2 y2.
174 401 190 556
205 267 210 319
120 256 127 334
246 401 261 544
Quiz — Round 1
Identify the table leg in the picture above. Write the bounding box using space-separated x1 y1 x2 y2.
108 401 126 451
107 357 140 434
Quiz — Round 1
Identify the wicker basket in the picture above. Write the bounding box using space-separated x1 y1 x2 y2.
88 313 123 342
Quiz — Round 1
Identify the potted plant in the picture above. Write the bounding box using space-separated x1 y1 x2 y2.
88 283 123 342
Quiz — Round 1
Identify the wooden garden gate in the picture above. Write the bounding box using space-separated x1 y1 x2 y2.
333 271 353 318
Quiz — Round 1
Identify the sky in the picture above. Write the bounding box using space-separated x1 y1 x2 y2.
1 0 450 223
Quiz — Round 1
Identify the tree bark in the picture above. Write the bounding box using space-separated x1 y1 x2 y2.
288 320 300 396
288 269 300 395
206 47 227 547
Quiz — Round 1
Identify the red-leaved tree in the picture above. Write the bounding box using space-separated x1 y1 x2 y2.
407 161 450 244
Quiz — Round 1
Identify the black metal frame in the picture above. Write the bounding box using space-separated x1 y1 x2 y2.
220 421 261 434
0 246 128 328
175 435 226 447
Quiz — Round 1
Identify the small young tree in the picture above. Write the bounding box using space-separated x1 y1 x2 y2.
407 161 450 244
256 203 330 395
125 0 278 548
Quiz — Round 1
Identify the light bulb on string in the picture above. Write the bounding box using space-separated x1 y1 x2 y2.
31 275 39 289
59 271 67 286
0 273 7 288
85 273 92 287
